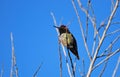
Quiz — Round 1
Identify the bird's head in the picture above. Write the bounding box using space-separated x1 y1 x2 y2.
54 25 70 34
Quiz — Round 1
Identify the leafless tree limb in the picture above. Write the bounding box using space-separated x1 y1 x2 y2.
98 18 108 32
67 49 75 77
58 42 62 77
112 56 120 77
33 62 43 77
98 59 108 77
85 9 88 42
66 17 74 27
98 35 120 58
85 0 90 42
71 0 92 61
86 0 120 76
51 12 73 77
10 32 14 77
51 0 120 76
106 28 120 36
98 46 112 77
93 48 120 70
0 64 4 77
77 0 95 26
111 22 120 25
82 58 85 77
77 0 100 41
10 32 19 77
98 21 120 32
78 58 85 77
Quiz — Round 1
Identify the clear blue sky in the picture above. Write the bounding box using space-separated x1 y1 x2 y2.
0 0 120 77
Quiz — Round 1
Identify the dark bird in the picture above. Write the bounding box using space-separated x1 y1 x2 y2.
54 25 80 60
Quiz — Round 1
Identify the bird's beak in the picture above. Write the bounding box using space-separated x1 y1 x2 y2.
53 25 59 29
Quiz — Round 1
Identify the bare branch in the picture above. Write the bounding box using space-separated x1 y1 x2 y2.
77 0 102 59
98 18 108 32
78 58 86 77
77 0 100 40
71 0 92 61
97 53 112 58
98 21 120 32
59 17 63 26
85 0 90 42
10 32 19 77
93 48 120 70
67 49 75 77
58 43 62 77
85 9 88 42
82 58 85 77
67 17 74 27
10 32 14 77
98 35 120 58
51 12 73 77
112 56 120 77
97 45 112 76
106 28 120 36
87 0 119 76
15 67 18 77
98 57 109 77
33 62 43 77
99 46 112 77
77 0 95 26
111 0 115 11
0 64 4 77
111 22 120 25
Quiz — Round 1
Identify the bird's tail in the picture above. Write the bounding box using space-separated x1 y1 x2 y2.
69 48 80 60
76 55 80 60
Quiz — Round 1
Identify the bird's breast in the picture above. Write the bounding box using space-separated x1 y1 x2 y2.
59 33 73 47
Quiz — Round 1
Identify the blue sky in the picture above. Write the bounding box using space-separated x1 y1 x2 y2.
0 0 120 77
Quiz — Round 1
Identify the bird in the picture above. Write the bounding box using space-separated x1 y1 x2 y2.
54 25 80 60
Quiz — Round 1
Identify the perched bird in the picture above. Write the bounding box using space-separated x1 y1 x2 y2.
54 25 80 60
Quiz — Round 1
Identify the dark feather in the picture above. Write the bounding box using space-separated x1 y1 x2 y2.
68 34 80 60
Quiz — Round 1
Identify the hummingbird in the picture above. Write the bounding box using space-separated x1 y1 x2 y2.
54 25 80 60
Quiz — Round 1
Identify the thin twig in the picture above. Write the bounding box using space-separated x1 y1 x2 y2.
87 0 119 76
98 21 120 32
92 34 97 56
111 0 115 12
98 48 111 77
112 56 120 77
10 32 19 77
98 35 120 58
77 0 100 40
51 12 72 77
85 0 89 42
98 60 108 77
0 64 4 77
111 22 120 25
106 28 120 36
33 62 43 77
77 0 94 25
79 68 84 77
59 17 63 26
67 17 74 27
85 13 88 42
72 0 92 61
82 58 85 77
67 49 75 77
93 48 120 70
78 58 85 77
77 0 100 57
10 32 14 77
59 41 62 77
98 18 107 32
73 62 76 77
